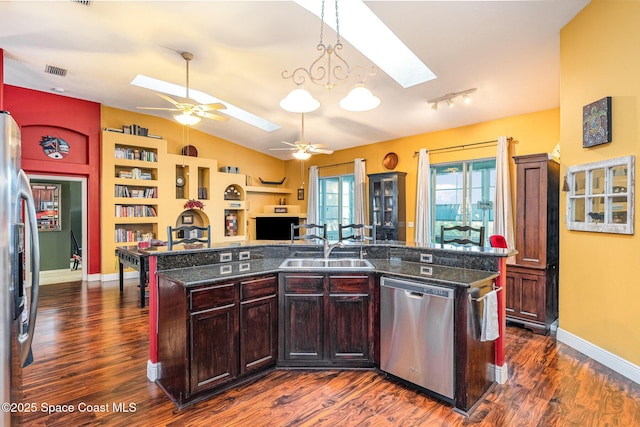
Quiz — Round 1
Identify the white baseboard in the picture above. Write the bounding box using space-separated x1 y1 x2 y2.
494 363 509 384
147 360 159 382
101 271 139 283
557 327 640 385
87 273 102 282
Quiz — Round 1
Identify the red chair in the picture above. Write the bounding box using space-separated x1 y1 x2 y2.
489 234 508 249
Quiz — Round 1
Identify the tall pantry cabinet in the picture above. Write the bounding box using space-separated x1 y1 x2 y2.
506 153 559 334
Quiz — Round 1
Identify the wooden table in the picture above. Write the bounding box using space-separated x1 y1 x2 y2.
116 246 150 308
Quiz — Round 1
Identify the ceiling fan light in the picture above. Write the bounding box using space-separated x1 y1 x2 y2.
431 102 438 111
292 150 312 160
280 88 320 113
339 85 381 112
175 112 201 126
463 94 472 104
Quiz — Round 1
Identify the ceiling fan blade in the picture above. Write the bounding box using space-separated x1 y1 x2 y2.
136 106 181 111
310 148 334 154
198 111 229 121
157 93 181 106
269 148 296 151
281 141 298 147
198 102 226 111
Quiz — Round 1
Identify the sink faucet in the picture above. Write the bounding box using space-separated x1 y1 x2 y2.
323 239 344 258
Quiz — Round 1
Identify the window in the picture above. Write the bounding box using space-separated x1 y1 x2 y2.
319 175 354 240
566 155 634 234
431 158 496 245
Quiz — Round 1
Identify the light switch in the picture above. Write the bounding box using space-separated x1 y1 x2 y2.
408 221 414 228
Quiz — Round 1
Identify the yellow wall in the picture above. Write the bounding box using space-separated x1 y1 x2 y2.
559 0 640 365
286 108 560 242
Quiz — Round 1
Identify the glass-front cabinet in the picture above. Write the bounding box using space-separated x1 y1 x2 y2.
368 172 406 241
566 155 634 234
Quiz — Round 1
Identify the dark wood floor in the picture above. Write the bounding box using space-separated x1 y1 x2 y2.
19 279 640 426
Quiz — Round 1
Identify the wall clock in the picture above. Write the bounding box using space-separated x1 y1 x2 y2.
176 176 185 187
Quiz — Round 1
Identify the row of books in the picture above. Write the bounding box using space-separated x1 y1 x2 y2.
115 228 154 243
115 185 157 198
115 205 157 217
114 147 158 162
118 168 153 180
123 124 149 136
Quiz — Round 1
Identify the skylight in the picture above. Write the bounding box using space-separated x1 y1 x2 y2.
130 75 281 132
294 0 436 88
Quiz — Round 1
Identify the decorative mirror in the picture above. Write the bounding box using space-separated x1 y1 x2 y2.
31 182 61 232
566 155 634 234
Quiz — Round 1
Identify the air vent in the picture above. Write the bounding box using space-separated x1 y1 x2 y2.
44 65 68 77
71 0 91 5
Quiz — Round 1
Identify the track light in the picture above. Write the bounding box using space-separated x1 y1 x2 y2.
428 88 476 111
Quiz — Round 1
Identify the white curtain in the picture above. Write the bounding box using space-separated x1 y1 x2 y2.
354 158 366 236
414 148 432 246
306 166 320 234
494 136 515 253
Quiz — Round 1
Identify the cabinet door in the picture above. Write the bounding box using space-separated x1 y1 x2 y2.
240 294 277 374
328 275 372 363
329 295 370 362
506 269 546 323
240 275 278 374
190 303 237 395
282 294 324 361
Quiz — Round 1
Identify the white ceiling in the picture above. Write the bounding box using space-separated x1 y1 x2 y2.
0 0 589 160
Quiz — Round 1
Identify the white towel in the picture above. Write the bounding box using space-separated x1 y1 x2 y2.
481 290 499 342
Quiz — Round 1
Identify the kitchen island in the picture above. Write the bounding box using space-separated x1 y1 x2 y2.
144 241 510 414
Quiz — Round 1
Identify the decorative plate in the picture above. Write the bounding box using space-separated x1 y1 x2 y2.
383 152 398 170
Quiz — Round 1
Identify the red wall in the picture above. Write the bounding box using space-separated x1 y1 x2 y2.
3 85 101 275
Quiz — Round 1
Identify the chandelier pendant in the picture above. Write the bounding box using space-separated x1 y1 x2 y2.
281 0 380 112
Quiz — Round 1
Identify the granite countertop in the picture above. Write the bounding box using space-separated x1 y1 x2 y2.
156 258 498 290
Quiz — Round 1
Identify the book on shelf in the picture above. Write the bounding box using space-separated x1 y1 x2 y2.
115 205 157 217
114 147 157 162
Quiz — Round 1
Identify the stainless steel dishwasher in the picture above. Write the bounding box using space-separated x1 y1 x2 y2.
380 276 454 399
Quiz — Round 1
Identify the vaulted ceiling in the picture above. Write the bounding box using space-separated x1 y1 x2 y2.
0 1 589 159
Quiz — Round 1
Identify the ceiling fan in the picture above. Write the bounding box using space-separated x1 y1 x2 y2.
137 52 228 125
270 113 334 159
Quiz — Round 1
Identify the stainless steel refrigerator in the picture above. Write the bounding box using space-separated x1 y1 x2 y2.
1 111 40 426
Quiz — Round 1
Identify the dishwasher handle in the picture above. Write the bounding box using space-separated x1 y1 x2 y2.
381 276 454 299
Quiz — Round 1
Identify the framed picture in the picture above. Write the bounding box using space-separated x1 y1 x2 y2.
583 96 612 148
297 188 304 200
31 183 61 232
274 206 288 213
182 214 194 225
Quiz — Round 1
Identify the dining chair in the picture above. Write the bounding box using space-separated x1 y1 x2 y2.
440 225 485 246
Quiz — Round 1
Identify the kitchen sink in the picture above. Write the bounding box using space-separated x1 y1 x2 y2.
279 258 374 270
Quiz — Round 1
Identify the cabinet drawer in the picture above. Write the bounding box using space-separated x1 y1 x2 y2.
190 283 235 312
329 275 369 294
241 275 277 301
282 274 324 293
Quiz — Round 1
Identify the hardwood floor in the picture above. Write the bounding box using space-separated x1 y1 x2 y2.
19 280 640 426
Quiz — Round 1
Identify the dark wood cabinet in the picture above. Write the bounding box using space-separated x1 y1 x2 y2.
157 274 277 407
240 275 278 374
190 296 237 394
328 275 372 363
280 274 324 362
279 272 374 368
368 172 406 241
507 154 559 334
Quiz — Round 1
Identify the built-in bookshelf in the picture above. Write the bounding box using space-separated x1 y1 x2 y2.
102 131 165 275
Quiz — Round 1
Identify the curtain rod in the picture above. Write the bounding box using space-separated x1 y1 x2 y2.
413 137 513 156
315 159 366 169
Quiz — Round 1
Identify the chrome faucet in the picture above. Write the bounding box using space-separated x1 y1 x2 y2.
323 239 344 258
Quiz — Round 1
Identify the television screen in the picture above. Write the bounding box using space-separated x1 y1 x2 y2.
256 216 299 240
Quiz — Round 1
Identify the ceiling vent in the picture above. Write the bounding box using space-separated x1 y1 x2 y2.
44 65 68 77
71 0 92 6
